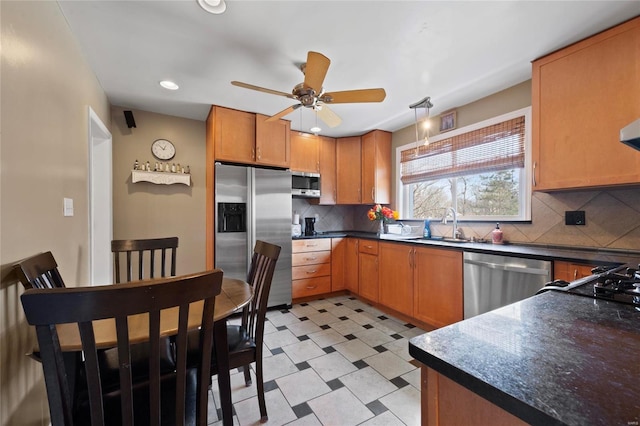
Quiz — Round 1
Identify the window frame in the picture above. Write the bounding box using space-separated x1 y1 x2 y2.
395 107 532 222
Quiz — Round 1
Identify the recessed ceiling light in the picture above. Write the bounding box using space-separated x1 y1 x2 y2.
310 126 321 133
197 0 226 14
160 80 179 90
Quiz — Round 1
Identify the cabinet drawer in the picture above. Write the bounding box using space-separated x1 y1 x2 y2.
292 251 331 266
358 240 378 255
292 276 331 298
292 238 331 253
292 263 331 280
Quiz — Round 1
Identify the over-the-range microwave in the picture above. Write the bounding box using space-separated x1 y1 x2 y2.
291 171 320 198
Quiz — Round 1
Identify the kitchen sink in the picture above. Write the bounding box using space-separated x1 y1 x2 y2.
419 236 470 243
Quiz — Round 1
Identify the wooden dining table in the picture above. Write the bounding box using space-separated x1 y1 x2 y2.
52 277 252 426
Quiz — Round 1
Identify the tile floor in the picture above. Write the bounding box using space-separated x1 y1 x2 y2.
207 295 426 426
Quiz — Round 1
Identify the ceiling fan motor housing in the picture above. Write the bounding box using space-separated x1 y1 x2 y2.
293 83 318 107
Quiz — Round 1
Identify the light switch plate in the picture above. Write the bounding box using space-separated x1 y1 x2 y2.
63 198 74 217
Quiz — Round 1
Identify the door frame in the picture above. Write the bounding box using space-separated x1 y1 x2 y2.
88 107 113 285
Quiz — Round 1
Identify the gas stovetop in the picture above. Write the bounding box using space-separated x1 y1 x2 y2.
540 264 640 308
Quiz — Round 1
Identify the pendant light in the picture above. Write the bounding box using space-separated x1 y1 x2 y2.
409 96 433 153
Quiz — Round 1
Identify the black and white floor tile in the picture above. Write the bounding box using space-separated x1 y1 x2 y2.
207 295 426 426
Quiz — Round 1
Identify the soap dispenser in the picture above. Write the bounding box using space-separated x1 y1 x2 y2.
492 223 503 244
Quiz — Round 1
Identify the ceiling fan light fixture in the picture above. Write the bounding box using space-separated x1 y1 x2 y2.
159 80 179 90
197 0 226 14
310 126 321 134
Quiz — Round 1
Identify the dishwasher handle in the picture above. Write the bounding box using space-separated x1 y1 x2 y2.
464 258 550 276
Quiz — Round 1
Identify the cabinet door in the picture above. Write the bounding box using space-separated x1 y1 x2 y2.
214 106 256 164
554 260 595 281
345 238 359 293
413 247 463 328
532 18 640 190
319 136 337 205
361 130 391 204
255 114 290 168
378 242 414 317
336 137 362 204
331 238 346 291
290 132 320 172
359 253 378 302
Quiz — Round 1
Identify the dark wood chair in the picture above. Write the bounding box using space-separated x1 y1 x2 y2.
111 237 178 283
193 240 280 423
21 270 224 426
13 251 66 289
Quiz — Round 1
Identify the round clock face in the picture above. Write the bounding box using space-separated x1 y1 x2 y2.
151 139 176 160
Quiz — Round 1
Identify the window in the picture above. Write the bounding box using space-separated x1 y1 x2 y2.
397 107 531 222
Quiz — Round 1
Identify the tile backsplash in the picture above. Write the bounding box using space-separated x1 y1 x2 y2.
293 187 640 251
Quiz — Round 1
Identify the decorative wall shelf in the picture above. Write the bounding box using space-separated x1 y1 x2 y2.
131 170 191 186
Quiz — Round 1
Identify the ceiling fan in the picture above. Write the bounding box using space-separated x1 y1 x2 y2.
231 51 386 128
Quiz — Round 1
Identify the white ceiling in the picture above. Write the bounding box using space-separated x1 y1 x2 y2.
58 1 639 138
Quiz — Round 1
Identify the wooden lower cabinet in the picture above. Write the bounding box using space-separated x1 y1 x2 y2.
292 239 332 298
345 238 359 292
554 260 596 282
422 367 528 426
378 242 414 317
358 240 379 302
413 246 463 328
331 237 346 291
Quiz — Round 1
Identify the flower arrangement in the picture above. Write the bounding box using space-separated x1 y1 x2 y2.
367 204 399 223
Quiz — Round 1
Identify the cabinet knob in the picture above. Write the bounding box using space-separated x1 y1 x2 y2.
306 285 318 289
306 256 317 261
306 270 317 274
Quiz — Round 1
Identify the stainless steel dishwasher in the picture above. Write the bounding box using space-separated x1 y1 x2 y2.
463 252 551 318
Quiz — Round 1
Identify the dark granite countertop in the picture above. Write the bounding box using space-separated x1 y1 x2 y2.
408 291 640 425
293 231 640 265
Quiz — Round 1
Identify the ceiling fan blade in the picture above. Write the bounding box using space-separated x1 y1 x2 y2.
323 88 386 104
266 104 302 122
231 81 294 98
303 51 330 93
316 105 342 128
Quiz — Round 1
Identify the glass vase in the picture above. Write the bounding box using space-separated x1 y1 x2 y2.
377 220 385 236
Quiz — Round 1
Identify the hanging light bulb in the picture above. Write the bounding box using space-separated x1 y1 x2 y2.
423 105 431 146
310 108 321 134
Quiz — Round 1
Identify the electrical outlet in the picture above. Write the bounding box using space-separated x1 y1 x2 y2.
565 210 585 226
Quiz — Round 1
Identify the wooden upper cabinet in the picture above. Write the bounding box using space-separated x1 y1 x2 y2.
213 106 256 164
255 114 290 168
361 130 391 204
532 17 640 191
290 132 320 172
336 136 362 204
319 136 337 205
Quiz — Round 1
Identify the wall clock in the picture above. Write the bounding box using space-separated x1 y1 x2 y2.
151 139 176 160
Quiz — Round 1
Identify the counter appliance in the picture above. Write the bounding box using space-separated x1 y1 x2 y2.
463 252 551 318
215 163 292 307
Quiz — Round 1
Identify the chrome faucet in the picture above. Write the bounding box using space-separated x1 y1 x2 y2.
442 207 459 239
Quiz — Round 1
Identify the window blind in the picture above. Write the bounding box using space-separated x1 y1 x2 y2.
400 116 525 184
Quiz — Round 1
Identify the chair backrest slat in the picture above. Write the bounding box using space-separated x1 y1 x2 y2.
21 270 222 426
111 237 178 283
244 241 281 344
14 251 66 290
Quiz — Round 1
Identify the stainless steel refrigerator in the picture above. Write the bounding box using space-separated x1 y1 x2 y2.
215 163 292 307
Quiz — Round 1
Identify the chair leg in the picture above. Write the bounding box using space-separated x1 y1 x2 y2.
256 359 268 422
243 365 252 386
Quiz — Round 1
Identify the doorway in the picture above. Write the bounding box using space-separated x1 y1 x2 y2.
88 107 112 285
